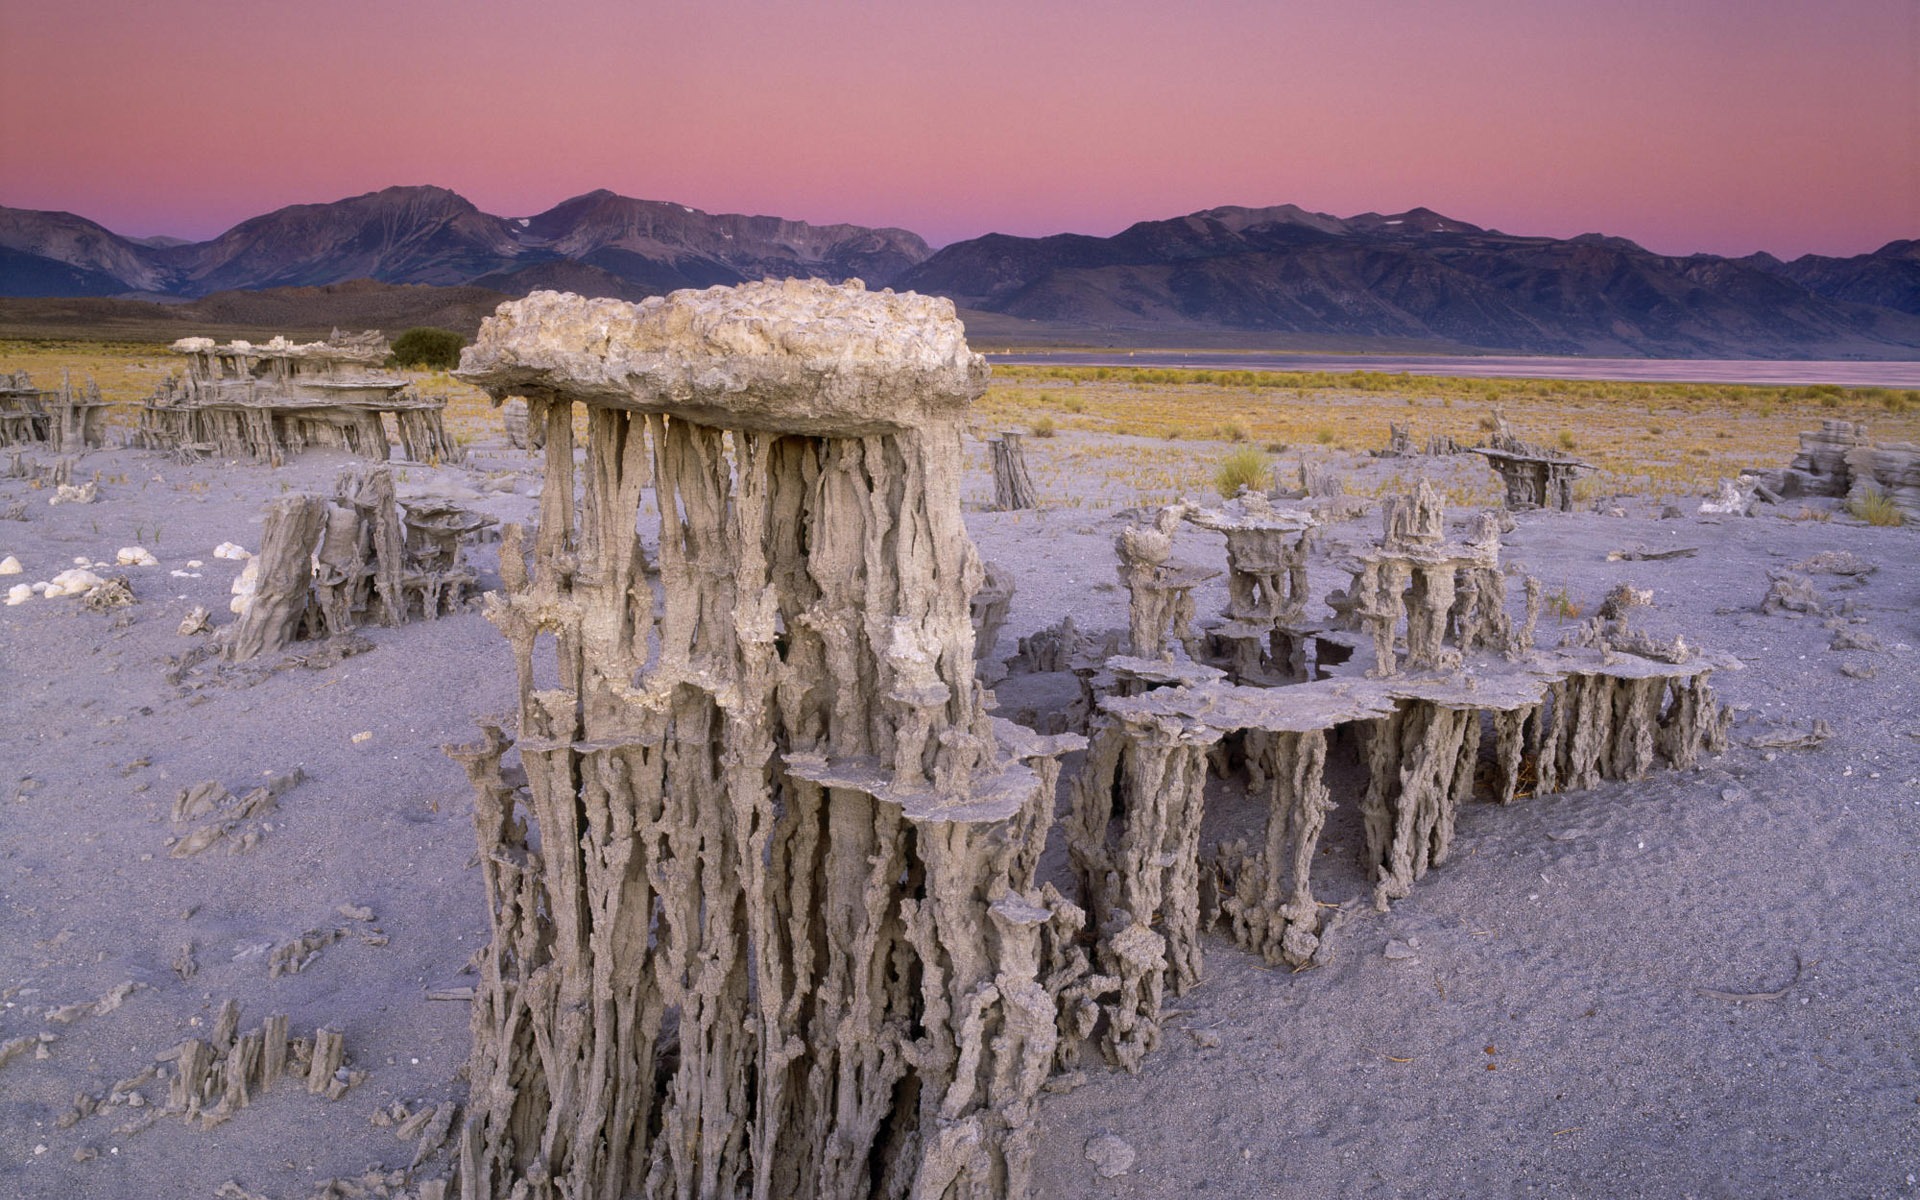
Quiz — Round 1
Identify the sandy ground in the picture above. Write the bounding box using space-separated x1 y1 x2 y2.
1 426 1916 1200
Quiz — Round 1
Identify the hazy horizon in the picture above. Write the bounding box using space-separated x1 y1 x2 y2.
2 0 1914 260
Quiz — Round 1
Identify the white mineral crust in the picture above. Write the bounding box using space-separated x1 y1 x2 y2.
457 278 988 436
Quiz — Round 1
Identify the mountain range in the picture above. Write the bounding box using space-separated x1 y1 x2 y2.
3 185 1917 358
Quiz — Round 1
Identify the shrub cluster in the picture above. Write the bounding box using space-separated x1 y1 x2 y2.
388 327 465 370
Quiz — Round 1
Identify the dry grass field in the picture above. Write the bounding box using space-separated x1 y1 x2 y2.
971 364 1920 508
8 340 1917 512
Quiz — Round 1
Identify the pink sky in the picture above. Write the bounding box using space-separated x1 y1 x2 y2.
1 0 1913 258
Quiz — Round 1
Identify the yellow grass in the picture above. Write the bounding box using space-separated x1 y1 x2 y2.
7 342 1918 504
971 365 1920 500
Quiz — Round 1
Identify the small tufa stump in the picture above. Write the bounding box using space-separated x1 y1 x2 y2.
989 430 1038 510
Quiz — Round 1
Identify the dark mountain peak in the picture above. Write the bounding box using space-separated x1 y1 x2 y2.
1184 204 1350 237
1347 207 1483 236
1572 232 1648 254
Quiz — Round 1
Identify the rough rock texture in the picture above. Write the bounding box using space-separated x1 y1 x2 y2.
457 280 988 436
1113 504 1218 661
1184 494 1316 684
0 371 110 451
1058 480 1736 1060
137 332 457 466
220 465 487 661
1471 418 1591 511
1762 420 1920 520
1333 482 1506 676
989 431 1038 511
448 281 1082 1200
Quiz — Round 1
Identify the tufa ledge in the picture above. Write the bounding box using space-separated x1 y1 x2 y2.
456 278 988 436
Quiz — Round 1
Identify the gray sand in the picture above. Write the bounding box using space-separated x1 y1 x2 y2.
2 431 1916 1199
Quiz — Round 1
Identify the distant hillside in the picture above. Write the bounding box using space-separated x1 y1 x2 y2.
1745 240 1920 316
2 188 1916 357
0 185 931 302
895 206 1920 359
0 279 512 342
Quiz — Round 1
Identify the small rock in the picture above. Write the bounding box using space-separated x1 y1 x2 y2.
1840 662 1877 681
177 605 211 637
1188 1029 1222 1049
1384 939 1419 961
44 567 104 598
0 555 19 574
5 582 30 606
115 546 159 567
1085 1132 1136 1179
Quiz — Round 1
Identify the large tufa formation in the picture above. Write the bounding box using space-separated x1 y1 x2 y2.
1757 420 1920 521
448 281 1083 1200
1183 493 1317 684
0 370 111 451
221 464 489 661
1067 479 1733 1065
137 331 457 466
1331 482 1515 676
1471 414 1592 511
1112 503 1218 662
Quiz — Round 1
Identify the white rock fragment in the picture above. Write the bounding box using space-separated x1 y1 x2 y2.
73 556 91 566
31 581 49 593
351 731 373 744
0 555 20 575
44 568 105 598
5 583 30 605
186 559 205 568
49 483 97 506
177 605 211 637
1699 476 1758 515
228 557 260 615
212 542 251 560
116 546 159 567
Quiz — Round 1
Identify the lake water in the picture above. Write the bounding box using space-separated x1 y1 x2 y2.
989 351 1920 389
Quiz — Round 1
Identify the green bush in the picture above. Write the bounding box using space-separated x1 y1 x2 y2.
1214 446 1269 498
388 327 465 370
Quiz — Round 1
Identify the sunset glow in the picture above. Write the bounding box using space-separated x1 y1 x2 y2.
1 0 1913 257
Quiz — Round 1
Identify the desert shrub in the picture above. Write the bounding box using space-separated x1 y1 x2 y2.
1214 446 1269 497
1847 489 1905 526
1217 420 1249 443
1030 415 1056 438
1314 427 1335 444
388 327 465 369
1546 585 1583 621
1062 395 1086 414
1557 430 1578 451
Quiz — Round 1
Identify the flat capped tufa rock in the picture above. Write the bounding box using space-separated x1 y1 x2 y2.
456 279 988 436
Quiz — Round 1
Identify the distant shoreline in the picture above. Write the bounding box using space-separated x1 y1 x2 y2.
988 350 1920 388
